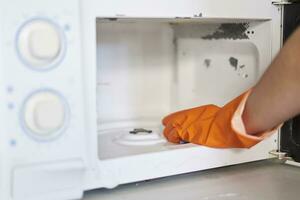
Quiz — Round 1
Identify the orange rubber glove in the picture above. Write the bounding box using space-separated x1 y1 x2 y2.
162 91 277 148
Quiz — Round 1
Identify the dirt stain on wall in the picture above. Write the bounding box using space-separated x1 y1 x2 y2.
202 23 250 40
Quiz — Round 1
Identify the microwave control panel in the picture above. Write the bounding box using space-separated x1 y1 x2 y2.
0 1 87 199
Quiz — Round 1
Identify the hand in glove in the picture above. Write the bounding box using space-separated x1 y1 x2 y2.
162 91 278 148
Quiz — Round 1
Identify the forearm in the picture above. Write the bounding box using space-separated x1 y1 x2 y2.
243 28 300 135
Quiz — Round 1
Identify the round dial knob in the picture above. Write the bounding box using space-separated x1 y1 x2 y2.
22 91 68 139
17 19 64 69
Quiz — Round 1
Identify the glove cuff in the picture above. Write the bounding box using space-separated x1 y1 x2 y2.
231 89 282 148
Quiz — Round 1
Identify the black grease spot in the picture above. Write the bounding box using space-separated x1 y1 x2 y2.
202 23 250 40
193 13 203 17
239 65 245 69
245 74 249 78
204 59 211 68
229 57 238 71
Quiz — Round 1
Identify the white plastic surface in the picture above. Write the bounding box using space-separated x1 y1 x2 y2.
0 0 86 200
13 159 85 200
0 0 284 200
23 91 66 137
17 20 62 68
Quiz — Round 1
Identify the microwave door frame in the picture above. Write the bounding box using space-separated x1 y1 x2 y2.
279 2 300 164
81 0 284 190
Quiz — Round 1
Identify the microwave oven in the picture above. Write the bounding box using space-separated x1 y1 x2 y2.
0 0 299 199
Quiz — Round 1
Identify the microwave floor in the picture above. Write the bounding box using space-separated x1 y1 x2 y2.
98 128 193 159
84 160 300 200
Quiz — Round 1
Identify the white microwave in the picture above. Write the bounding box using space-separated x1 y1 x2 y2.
0 0 295 199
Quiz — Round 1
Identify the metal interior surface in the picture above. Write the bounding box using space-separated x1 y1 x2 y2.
84 160 300 200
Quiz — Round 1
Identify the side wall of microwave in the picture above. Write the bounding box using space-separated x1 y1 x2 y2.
0 0 286 200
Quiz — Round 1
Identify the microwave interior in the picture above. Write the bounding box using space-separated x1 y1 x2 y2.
96 18 273 160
